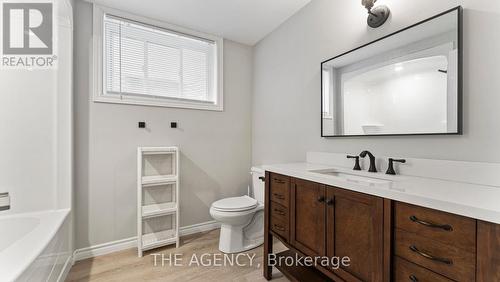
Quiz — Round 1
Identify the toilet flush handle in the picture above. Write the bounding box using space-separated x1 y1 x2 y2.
258 176 265 182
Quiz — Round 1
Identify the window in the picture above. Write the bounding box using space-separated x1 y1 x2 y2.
322 69 332 119
93 5 223 111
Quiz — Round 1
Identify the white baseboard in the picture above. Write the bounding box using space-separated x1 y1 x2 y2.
73 236 137 262
180 220 220 236
73 220 220 262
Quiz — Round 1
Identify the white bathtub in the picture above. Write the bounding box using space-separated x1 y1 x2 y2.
0 210 71 282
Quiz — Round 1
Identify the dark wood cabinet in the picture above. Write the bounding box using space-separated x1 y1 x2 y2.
394 203 477 282
394 229 475 281
394 202 476 252
264 172 291 280
288 177 386 281
394 257 454 282
267 173 291 243
290 178 326 257
269 173 290 207
264 171 500 282
476 221 500 282
326 188 384 282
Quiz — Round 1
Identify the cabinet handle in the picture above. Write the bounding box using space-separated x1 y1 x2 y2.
409 245 453 265
273 208 285 216
273 224 285 231
273 178 286 184
326 198 334 206
410 215 453 231
317 196 325 203
409 275 418 282
273 193 285 200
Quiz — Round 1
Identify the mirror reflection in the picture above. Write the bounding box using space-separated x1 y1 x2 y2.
322 8 461 136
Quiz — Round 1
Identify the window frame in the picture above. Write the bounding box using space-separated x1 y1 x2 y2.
92 4 224 111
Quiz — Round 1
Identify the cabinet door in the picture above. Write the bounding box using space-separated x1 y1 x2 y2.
291 178 326 257
477 221 500 282
326 187 384 282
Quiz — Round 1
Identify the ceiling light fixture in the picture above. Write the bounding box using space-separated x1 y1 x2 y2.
362 0 390 28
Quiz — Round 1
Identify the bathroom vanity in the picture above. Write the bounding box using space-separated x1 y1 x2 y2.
261 6 498 282
262 160 500 282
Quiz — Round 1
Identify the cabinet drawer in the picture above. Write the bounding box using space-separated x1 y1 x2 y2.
395 202 476 252
271 215 289 241
270 174 290 207
270 201 289 223
395 229 475 281
394 257 453 282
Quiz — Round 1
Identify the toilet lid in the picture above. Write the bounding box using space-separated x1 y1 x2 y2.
212 196 258 212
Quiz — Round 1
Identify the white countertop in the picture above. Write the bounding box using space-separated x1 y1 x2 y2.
262 162 500 225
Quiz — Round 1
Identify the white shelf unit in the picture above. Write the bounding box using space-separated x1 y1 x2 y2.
137 146 179 257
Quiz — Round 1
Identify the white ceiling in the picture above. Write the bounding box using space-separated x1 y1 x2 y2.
88 0 311 45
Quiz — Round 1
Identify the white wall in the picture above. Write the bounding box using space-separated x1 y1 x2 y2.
253 0 500 165
0 0 73 214
0 70 56 214
57 0 74 211
74 1 253 249
343 58 448 135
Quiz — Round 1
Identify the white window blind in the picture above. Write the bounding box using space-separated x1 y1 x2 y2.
103 14 217 103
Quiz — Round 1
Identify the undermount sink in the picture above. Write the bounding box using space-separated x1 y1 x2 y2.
309 169 392 186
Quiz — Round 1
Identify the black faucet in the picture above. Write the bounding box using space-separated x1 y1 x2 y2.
347 155 361 171
386 158 406 175
359 150 377 173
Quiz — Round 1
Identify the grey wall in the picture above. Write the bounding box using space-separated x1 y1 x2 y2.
74 1 253 249
253 0 500 165
74 0 500 249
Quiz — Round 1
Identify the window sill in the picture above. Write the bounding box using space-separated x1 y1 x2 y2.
93 95 224 112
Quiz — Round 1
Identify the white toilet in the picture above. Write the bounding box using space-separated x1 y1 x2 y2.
210 167 265 253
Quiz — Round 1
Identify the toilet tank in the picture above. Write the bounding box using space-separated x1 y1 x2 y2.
251 167 265 203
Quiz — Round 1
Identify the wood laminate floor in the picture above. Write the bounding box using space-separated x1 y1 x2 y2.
67 229 289 282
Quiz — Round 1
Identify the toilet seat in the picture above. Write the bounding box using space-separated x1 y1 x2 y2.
210 167 265 253
211 196 257 212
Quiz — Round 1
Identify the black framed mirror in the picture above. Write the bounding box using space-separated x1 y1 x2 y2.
321 7 462 137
